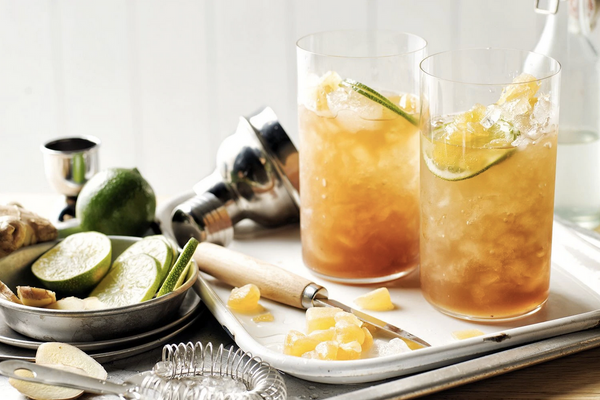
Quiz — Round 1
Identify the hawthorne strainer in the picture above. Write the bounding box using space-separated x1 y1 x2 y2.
0 342 286 400
152 341 287 400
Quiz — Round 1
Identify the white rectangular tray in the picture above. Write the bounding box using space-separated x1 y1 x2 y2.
194 220 600 384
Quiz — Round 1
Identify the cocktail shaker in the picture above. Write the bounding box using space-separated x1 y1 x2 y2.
171 107 300 247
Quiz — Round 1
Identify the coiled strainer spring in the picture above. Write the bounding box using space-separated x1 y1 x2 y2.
144 341 287 400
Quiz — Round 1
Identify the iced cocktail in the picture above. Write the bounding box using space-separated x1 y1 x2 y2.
297 31 427 283
419 49 561 320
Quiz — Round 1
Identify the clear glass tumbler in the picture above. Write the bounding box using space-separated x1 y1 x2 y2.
296 30 427 283
419 49 561 321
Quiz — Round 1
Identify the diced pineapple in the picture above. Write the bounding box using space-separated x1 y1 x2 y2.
309 71 342 112
361 327 373 353
335 320 365 345
284 330 319 357
308 328 336 342
252 312 274 323
314 341 339 361
306 307 343 333
338 341 362 360
497 73 540 106
334 311 363 327
353 287 394 311
452 329 485 340
227 284 261 313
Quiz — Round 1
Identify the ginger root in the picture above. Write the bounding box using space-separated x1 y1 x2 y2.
0 280 22 304
17 286 57 307
0 204 57 258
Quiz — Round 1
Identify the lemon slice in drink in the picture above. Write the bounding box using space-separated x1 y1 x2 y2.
90 253 161 308
31 232 111 296
114 236 173 284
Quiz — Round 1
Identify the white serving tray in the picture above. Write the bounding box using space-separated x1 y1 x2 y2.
159 194 600 384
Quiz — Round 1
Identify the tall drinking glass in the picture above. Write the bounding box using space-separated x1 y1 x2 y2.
419 49 561 320
297 31 427 283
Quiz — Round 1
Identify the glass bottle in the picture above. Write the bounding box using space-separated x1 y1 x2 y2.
535 0 600 229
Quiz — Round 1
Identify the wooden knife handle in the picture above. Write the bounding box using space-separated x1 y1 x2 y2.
193 242 313 309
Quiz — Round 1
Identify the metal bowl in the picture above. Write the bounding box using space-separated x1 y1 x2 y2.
0 236 199 342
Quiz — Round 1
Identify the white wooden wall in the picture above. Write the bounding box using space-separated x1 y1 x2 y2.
0 0 544 196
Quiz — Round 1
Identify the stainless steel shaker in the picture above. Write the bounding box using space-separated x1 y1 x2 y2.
171 107 300 247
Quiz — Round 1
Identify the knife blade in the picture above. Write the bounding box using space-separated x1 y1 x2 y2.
314 297 431 348
193 242 431 348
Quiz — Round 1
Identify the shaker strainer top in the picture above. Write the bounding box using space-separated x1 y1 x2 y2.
150 342 287 400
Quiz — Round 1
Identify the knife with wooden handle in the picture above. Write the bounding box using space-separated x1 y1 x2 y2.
193 242 431 348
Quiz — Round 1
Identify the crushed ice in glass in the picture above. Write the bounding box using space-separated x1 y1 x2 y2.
326 86 394 121
481 104 502 129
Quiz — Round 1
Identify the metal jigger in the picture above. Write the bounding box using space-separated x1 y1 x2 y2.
171 107 300 247
41 136 101 221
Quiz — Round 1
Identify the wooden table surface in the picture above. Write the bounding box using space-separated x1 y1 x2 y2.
2 193 600 399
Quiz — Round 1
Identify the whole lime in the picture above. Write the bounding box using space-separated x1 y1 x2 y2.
76 168 156 236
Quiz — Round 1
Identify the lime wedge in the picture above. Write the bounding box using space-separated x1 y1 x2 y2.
115 236 173 284
339 79 418 126
422 135 516 181
156 238 199 297
90 253 161 307
31 232 111 296
174 261 192 290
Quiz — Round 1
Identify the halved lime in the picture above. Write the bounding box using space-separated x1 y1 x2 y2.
148 234 179 270
31 232 111 296
339 79 418 126
89 253 161 307
115 236 173 284
156 238 199 297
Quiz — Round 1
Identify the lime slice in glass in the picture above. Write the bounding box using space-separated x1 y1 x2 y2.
422 135 516 181
423 105 519 181
339 79 418 126
90 253 161 308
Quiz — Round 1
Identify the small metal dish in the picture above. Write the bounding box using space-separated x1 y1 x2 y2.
0 236 199 342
